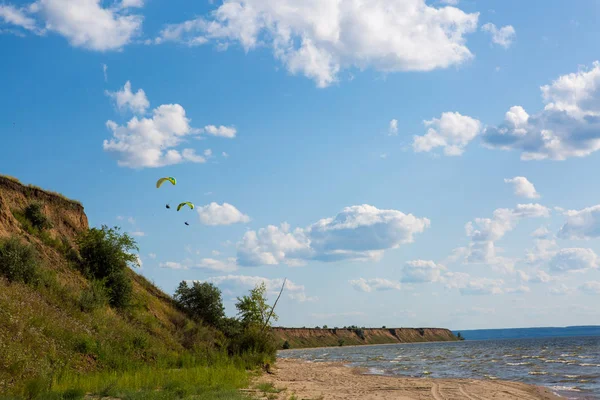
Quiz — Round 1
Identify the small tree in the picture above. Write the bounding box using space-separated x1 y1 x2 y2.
24 202 52 230
457 332 465 340
235 282 277 328
174 281 225 327
76 226 138 308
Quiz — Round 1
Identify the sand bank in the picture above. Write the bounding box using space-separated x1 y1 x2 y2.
255 358 563 400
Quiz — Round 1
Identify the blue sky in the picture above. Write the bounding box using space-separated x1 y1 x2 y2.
2 0 600 330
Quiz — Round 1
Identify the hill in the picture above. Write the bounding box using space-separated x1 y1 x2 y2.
273 327 457 349
0 175 263 398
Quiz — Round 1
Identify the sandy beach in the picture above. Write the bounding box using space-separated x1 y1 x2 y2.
255 358 563 400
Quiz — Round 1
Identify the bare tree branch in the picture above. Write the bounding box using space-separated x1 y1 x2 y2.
262 278 286 332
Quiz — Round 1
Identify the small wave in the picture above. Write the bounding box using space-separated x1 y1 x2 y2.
529 371 548 375
367 367 385 375
506 362 531 366
484 375 498 380
545 359 568 364
579 363 600 367
550 386 581 392
564 375 580 379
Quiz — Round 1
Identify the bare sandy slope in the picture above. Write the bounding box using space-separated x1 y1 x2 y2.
255 358 562 400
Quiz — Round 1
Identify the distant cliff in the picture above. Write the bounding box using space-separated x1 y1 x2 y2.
272 327 458 349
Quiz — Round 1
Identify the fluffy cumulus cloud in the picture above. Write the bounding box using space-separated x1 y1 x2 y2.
154 0 479 87
349 278 401 292
197 203 250 226
461 203 550 265
105 81 149 115
402 260 446 283
103 81 234 168
159 261 187 270
481 23 516 48
1 0 144 50
558 205 600 240
504 176 540 199
413 112 482 156
548 248 599 273
482 61 600 160
202 275 317 302
236 204 430 266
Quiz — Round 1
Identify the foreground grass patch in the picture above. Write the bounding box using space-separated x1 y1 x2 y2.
49 363 250 398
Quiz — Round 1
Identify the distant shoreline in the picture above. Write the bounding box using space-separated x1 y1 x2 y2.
277 338 465 352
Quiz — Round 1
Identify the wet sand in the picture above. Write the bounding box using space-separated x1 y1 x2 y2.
255 358 563 400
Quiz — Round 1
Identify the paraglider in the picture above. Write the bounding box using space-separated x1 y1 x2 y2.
177 202 195 211
156 177 176 188
166 204 171 209
185 222 190 226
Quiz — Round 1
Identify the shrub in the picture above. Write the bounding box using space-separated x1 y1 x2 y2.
61 388 85 400
76 225 139 280
338 338 345 346
282 340 290 350
104 269 132 309
77 226 138 309
174 281 225 327
24 202 52 230
79 280 108 312
0 236 40 285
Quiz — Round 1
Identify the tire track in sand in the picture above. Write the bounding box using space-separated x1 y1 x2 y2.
459 385 482 400
430 382 445 400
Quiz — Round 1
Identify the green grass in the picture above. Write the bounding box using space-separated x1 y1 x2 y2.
255 382 284 394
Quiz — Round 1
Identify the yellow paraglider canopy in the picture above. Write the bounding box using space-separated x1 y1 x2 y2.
156 177 176 188
177 202 194 211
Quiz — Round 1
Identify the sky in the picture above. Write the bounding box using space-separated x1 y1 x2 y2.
2 0 600 330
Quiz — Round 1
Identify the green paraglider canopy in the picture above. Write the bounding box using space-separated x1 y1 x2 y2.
156 177 176 188
177 202 195 211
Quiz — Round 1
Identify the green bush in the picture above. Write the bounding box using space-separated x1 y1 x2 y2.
76 226 138 309
78 279 108 312
0 236 40 285
105 270 132 309
24 202 52 230
61 388 85 400
282 340 290 350
174 281 225 327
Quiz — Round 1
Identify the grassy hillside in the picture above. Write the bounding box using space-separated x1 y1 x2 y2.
273 327 458 349
0 175 269 399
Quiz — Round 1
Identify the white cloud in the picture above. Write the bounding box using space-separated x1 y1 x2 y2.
462 204 550 264
482 61 600 160
148 253 156 259
550 284 573 296
129 231 145 237
389 119 398 136
195 257 238 272
349 278 401 292
443 271 471 289
222 152 229 158
528 269 555 284
525 238 558 265
531 226 551 239
104 104 205 168
203 125 237 138
160 261 187 270
580 281 600 294
202 275 317 302
504 177 540 199
154 0 479 87
402 260 446 283
558 204 600 240
440 0 459 5
548 248 599 273
237 204 430 266
197 202 250 226
33 0 143 51
102 63 108 82
505 285 530 294
459 278 504 295
0 4 39 32
481 23 516 48
105 81 149 115
413 112 482 156
121 0 144 8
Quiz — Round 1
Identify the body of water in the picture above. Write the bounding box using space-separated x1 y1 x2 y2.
278 336 600 399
